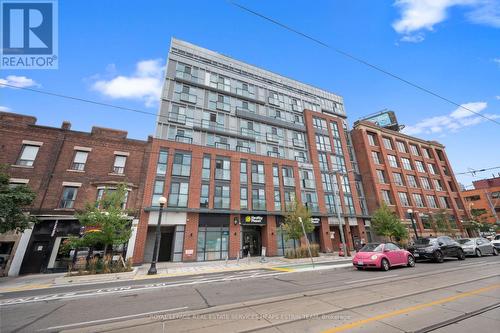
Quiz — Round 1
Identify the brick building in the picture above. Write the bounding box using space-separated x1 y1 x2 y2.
132 38 371 265
462 176 500 226
351 119 469 238
0 112 150 276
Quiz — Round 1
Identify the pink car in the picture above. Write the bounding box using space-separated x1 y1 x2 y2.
353 242 415 271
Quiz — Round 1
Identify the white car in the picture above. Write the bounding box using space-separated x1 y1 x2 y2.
491 234 500 251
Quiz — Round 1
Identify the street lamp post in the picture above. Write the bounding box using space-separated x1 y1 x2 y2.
407 208 419 240
148 196 167 275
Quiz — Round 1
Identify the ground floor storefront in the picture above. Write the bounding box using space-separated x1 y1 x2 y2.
133 211 369 264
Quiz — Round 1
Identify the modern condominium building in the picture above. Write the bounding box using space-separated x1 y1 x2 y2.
351 117 470 238
132 38 370 264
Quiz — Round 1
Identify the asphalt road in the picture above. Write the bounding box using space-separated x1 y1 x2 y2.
0 255 499 332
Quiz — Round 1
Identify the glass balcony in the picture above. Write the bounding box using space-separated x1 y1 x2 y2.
175 135 193 144
283 177 295 187
302 179 316 189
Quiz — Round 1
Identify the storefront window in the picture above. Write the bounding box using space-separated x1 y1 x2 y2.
197 226 229 261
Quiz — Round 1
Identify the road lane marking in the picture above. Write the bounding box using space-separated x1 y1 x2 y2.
459 261 486 266
40 306 188 331
321 283 500 333
344 274 398 284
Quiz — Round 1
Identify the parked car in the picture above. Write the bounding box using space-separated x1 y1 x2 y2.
489 235 500 251
69 247 105 259
352 242 415 271
457 238 498 257
409 236 465 263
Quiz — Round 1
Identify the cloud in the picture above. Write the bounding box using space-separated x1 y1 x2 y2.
494 58 500 66
402 102 500 135
0 106 11 112
0 75 39 88
91 59 164 107
393 0 500 42
496 95 500 100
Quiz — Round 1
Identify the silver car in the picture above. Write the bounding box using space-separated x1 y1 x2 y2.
458 238 498 257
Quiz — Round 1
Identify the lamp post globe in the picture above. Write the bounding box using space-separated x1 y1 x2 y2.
148 196 167 275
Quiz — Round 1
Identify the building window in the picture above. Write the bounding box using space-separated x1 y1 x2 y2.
209 73 231 92
152 180 165 206
156 150 168 176
422 148 431 159
17 144 40 166
312 117 328 130
332 138 343 155
202 155 211 180
172 152 191 177
209 92 230 112
401 158 412 170
113 155 127 174
388 155 398 168
240 187 248 209
200 184 209 208
398 192 410 206
367 133 377 146
174 83 197 104
272 165 280 186
169 104 194 126
330 121 340 138
71 151 88 171
381 190 392 205
252 188 266 210
60 186 78 208
439 196 450 209
396 141 407 153
415 161 426 173
376 170 387 183
302 192 319 212
321 173 333 192
240 160 248 184
421 214 432 228
420 177 432 190
318 153 329 171
325 194 336 213
175 62 197 81
197 226 229 261
284 190 296 210
382 137 393 150
301 170 315 189
331 155 347 173
341 175 351 194
413 194 425 207
168 182 189 207
433 179 443 191
214 185 230 209
315 134 331 151
282 166 295 187
410 144 420 156
274 189 282 211
372 151 381 165
393 173 404 186
427 195 438 208
344 195 355 215
428 163 437 175
96 187 129 209
251 162 265 184
407 175 418 188
215 158 230 181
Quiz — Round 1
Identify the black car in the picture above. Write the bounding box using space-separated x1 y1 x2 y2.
409 236 466 263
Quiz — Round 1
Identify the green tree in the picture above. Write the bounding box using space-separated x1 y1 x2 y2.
64 184 132 255
0 165 36 233
282 201 314 242
432 209 450 234
371 202 409 242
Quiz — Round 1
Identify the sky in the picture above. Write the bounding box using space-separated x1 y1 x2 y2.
1 0 499 187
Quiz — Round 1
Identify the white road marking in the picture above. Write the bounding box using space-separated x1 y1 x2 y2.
0 271 287 306
459 261 486 266
345 274 398 284
40 306 188 331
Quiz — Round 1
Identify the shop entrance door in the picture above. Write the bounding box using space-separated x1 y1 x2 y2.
20 240 50 274
242 228 261 256
158 229 174 262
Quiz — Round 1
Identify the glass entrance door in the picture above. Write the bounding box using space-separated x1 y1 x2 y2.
242 227 261 256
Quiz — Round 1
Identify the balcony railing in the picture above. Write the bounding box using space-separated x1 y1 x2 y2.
292 138 305 148
302 179 316 189
180 93 197 104
175 135 193 144
267 151 280 158
252 201 266 211
169 113 186 125
201 119 224 130
266 133 280 143
252 173 265 184
236 146 250 153
283 177 295 187
215 142 230 150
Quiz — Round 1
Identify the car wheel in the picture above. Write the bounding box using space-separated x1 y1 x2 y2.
457 249 465 260
407 255 416 267
493 248 498 256
475 249 482 257
434 251 444 263
381 259 390 271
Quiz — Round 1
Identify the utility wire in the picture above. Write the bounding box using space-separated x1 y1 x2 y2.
455 166 500 176
228 1 500 126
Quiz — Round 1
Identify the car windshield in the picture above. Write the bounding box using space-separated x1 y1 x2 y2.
360 243 384 252
457 239 473 245
414 238 436 245
495 235 500 240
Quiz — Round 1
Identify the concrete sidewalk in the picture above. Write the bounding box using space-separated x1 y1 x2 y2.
0 254 352 293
